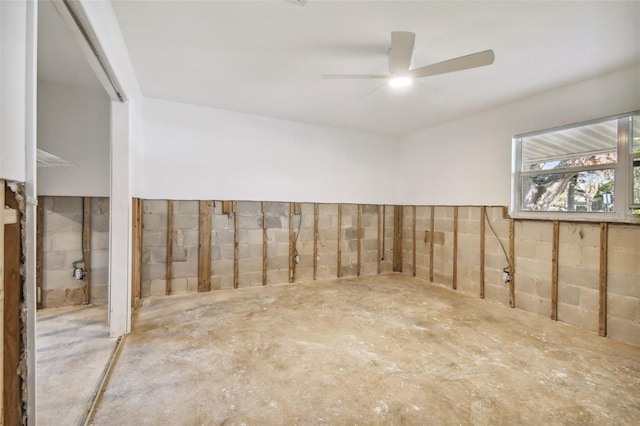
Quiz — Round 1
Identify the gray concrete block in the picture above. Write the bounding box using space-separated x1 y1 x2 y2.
143 200 167 214
172 262 197 279
177 200 199 215
238 201 261 215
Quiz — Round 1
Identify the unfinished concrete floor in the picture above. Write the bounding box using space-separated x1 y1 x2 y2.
37 305 116 425
92 275 640 425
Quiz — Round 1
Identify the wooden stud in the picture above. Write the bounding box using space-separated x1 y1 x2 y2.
377 205 382 274
82 197 91 304
452 206 458 290
392 205 403 272
166 200 174 295
479 206 486 299
412 206 417 277
313 203 319 280
429 206 435 282
551 221 560 321
198 200 213 292
337 204 342 278
3 182 22 425
234 201 239 289
222 200 233 215
357 204 362 276
262 201 267 286
599 222 608 337
0 180 4 424
36 196 44 309
131 198 143 307
289 202 296 283
508 219 516 308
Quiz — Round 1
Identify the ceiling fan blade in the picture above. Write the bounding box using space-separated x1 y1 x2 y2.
389 31 415 74
410 49 495 79
322 74 388 79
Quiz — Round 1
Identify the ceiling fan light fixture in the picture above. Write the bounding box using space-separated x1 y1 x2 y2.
388 75 413 88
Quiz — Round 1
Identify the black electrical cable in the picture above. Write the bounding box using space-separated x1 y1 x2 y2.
294 206 302 258
484 207 511 274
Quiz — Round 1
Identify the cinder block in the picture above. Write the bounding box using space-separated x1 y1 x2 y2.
187 277 199 292
149 279 167 296
560 222 599 247
607 293 638 321
173 247 188 262
608 248 639 275
43 251 67 270
558 303 598 332
91 284 108 305
558 283 580 306
143 213 168 231
50 232 81 252
172 278 188 294
172 261 197 279
178 200 198 215
607 316 640 346
608 225 640 248
143 200 167 214
141 280 151 298
608 272 640 298
91 231 109 250
239 216 261 230
174 214 198 230
90 266 108 285
142 231 166 248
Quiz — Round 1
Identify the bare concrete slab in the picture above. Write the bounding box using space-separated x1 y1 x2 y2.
92 275 640 425
37 305 115 425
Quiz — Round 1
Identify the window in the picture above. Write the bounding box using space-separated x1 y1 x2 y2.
512 112 640 222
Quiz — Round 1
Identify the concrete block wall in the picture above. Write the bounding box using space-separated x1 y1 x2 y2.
141 200 167 297
414 206 431 281
381 205 394 274
213 201 235 289
456 207 481 296
315 203 338 279
558 223 600 332
607 225 640 346
89 198 109 304
515 221 553 318
360 205 380 276
483 207 511 306
401 206 413 274
40 196 109 307
396 205 639 347
265 202 290 285
140 200 393 295
433 206 455 288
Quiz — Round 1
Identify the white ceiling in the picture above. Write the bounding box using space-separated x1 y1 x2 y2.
37 0 103 90
40 1 640 137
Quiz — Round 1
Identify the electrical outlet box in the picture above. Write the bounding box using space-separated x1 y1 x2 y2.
294 254 300 264
502 271 511 283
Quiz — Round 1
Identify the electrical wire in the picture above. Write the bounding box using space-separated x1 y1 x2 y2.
484 207 511 274
293 206 302 258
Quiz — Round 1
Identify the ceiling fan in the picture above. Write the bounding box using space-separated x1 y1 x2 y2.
323 31 495 87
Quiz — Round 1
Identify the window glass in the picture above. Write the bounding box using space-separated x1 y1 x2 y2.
633 115 640 154
521 170 614 212
521 119 617 172
633 158 640 205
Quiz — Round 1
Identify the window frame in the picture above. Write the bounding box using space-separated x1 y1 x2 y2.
511 111 640 223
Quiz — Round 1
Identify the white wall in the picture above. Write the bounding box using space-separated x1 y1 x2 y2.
0 0 27 181
143 97 399 204
37 81 110 196
397 65 640 206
